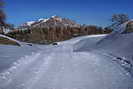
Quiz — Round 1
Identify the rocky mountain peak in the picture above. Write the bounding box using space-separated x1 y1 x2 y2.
20 16 79 28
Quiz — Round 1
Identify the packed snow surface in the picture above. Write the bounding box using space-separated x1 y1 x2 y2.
0 34 133 89
0 21 133 89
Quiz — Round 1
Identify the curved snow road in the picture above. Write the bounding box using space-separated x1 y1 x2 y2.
0 44 133 89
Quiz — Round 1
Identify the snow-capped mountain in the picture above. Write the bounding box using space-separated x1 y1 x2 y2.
21 21 36 27
21 16 80 28
8 15 112 44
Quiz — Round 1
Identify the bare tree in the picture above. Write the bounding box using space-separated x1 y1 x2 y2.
0 0 6 33
0 0 6 26
110 14 129 30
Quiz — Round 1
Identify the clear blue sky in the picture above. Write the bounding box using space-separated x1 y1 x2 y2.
5 0 133 27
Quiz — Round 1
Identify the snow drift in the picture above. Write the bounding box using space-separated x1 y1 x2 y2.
0 34 21 46
74 20 133 76
74 20 133 58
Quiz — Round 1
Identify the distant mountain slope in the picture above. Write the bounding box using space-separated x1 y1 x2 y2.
6 16 112 44
20 16 80 29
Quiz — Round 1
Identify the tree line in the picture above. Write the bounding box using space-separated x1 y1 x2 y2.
6 25 112 44
0 0 132 44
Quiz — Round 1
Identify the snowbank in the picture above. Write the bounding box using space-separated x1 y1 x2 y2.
74 20 133 57
0 34 21 46
74 20 133 76
73 34 107 51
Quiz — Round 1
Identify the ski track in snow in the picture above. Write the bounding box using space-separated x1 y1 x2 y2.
1 21 133 89
0 42 133 89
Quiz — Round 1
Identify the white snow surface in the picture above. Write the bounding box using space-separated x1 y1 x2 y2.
0 35 133 89
26 21 35 26
38 18 49 22
74 20 133 76
74 20 133 58
73 34 107 51
0 20 133 89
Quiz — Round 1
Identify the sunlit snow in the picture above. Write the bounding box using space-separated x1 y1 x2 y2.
0 21 133 89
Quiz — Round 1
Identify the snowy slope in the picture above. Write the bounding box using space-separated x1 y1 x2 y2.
0 34 22 46
0 32 133 89
74 20 133 76
91 21 133 66
74 20 133 58
73 34 107 51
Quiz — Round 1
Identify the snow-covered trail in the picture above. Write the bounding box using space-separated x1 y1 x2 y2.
1 20 133 89
0 42 133 89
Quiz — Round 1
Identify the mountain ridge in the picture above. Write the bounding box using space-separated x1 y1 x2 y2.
5 16 112 44
20 16 80 29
